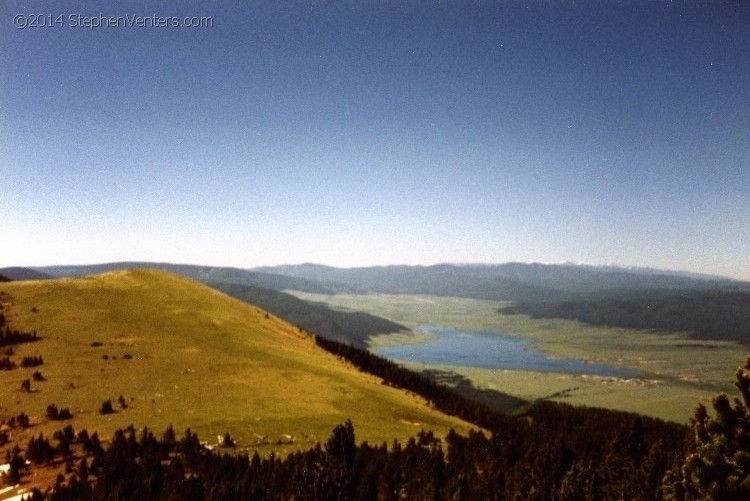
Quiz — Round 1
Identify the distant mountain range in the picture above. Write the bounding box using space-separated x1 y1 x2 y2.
0 267 53 281
253 262 748 300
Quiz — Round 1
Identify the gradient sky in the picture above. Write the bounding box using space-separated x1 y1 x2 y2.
2 1 749 279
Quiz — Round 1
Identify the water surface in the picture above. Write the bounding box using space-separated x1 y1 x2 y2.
376 325 639 378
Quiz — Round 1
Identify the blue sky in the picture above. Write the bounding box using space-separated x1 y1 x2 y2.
2 1 749 279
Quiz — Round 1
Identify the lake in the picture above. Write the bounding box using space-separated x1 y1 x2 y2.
376 325 640 378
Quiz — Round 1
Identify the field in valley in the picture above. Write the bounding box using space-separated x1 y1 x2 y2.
290 292 744 423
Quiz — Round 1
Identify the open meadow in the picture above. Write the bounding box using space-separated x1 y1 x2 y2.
290 292 744 423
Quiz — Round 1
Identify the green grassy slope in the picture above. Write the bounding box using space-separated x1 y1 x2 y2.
38 262 338 294
0 270 470 456
38 263 409 347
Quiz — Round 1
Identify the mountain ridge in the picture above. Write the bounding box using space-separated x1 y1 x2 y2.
0 267 53 281
254 261 747 299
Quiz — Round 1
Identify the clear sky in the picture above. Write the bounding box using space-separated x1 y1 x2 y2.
2 1 749 279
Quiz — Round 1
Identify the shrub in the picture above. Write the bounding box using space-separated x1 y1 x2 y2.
46 404 59 420
2 447 25 484
20 355 43 368
46 404 72 421
664 357 750 499
54 425 76 458
16 413 30 428
100 400 114 415
221 432 236 448
26 434 56 464
0 357 15 370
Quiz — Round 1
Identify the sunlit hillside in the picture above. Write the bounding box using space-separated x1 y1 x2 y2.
0 270 470 456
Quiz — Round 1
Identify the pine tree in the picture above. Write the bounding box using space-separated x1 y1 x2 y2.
4 447 25 485
100 399 115 415
663 357 750 499
322 420 357 500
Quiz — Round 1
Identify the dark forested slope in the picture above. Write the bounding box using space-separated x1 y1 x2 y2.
503 292 750 343
209 281 404 348
256 262 746 300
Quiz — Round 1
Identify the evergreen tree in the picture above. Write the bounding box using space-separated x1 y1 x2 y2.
100 399 115 415
321 419 358 500
79 457 89 483
162 425 177 452
664 357 750 499
3 447 25 485
557 460 602 500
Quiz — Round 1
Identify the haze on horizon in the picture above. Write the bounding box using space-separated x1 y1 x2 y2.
2 1 749 280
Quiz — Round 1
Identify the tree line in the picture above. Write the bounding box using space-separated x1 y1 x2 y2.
0 325 41 347
12 360 749 499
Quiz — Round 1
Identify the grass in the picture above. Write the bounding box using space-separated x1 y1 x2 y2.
288 291 746 423
0 271 471 461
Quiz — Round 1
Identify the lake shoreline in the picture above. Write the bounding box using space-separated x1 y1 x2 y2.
374 324 641 378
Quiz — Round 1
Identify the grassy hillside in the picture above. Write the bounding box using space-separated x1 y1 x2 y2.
0 270 470 458
38 263 410 347
38 262 338 294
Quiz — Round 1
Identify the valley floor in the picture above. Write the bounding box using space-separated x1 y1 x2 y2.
289 292 743 423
